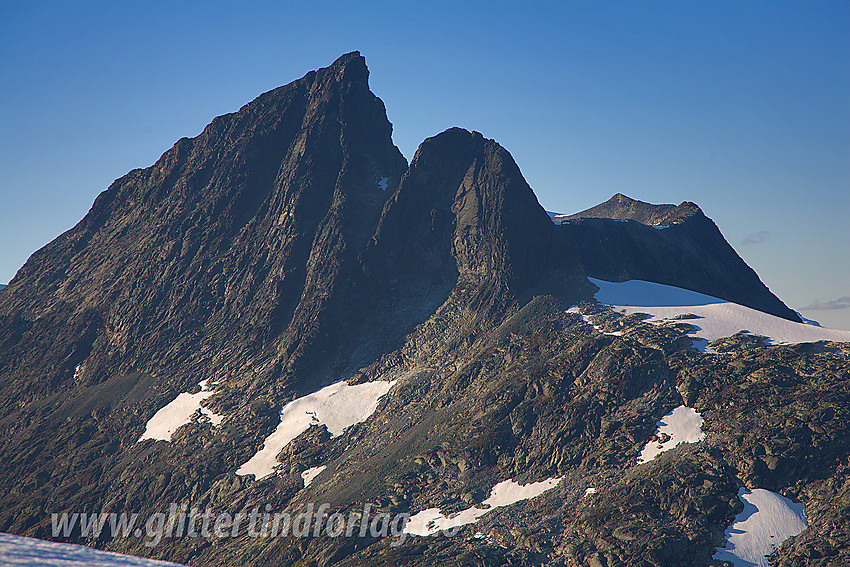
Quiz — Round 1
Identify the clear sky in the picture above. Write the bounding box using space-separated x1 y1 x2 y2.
1 1 848 328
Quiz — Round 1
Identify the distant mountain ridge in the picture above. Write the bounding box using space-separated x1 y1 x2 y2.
555 193 801 322
554 192 699 226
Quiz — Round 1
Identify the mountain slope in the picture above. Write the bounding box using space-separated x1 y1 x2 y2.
0 50 416 537
555 193 801 322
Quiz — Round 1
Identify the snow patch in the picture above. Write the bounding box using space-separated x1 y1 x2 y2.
794 311 823 327
591 278 850 348
377 176 388 191
301 465 327 487
546 211 571 225
138 380 223 442
0 532 186 566
236 380 396 479
404 477 561 536
584 487 597 496
713 488 807 567
638 405 705 463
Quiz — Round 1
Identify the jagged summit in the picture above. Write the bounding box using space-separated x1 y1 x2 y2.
1 51 410 399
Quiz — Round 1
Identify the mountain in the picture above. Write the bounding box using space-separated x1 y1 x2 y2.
0 53 848 567
553 193 802 322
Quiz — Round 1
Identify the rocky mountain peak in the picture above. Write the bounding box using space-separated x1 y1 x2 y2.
325 50 370 85
0 52 409 408
558 193 801 321
0 53 840 567
367 127 591 303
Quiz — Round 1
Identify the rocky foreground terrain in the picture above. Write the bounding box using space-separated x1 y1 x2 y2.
0 52 847 567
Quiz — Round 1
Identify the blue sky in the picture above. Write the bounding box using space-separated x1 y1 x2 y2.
1 1 848 328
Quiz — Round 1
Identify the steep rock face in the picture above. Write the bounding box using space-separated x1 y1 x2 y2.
556 193 801 321
0 51 408 411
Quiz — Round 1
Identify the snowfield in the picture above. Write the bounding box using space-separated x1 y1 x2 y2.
591 278 850 349
713 488 807 567
237 380 396 479
638 405 706 463
404 477 562 536
138 380 223 442
0 533 185 567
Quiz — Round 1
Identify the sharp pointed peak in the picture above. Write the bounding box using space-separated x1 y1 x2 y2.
323 50 369 86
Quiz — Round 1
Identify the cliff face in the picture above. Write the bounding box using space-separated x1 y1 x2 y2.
556 193 802 321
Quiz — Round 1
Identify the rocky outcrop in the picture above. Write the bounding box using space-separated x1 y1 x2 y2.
556 193 801 321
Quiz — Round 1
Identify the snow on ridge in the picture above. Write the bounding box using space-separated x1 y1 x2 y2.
301 465 327 487
138 379 223 442
546 211 571 225
795 311 823 327
236 379 396 479
590 278 850 348
638 405 705 463
713 488 807 567
0 532 186 566
404 477 561 536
